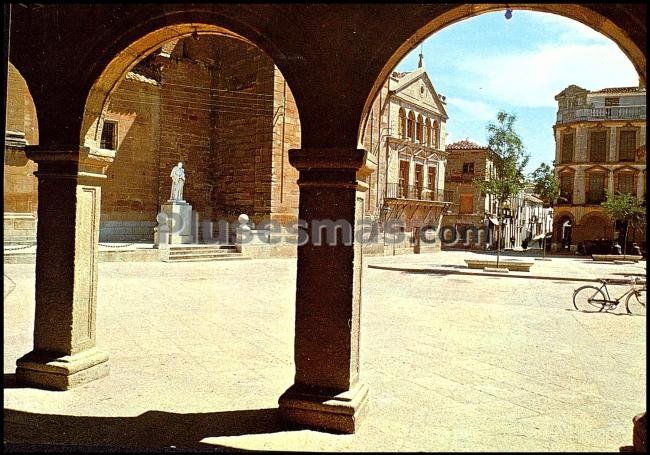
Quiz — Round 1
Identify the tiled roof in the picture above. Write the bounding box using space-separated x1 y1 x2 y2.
446 139 488 150
591 86 644 94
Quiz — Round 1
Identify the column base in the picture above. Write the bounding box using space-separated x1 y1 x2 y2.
278 382 369 434
16 348 109 390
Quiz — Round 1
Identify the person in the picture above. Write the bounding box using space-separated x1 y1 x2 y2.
632 242 642 256
521 238 529 250
612 241 622 255
510 236 515 248
170 162 186 201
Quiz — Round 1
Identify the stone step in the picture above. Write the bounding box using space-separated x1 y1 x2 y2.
163 255 251 262
168 245 236 253
168 250 238 257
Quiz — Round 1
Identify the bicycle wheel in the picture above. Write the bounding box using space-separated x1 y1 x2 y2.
625 288 646 316
573 286 607 312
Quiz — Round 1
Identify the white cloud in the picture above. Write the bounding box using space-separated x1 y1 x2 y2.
529 11 605 44
456 43 639 108
447 97 496 121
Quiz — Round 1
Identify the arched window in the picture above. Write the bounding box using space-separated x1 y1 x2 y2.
416 114 423 143
398 108 406 139
424 119 431 147
432 120 439 149
407 111 415 141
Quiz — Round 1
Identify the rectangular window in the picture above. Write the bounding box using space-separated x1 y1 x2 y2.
587 174 606 204
100 121 118 150
619 130 636 161
617 173 635 194
561 132 574 163
604 97 620 106
414 164 423 198
399 160 409 198
462 162 474 174
559 175 573 204
589 130 607 162
428 167 436 192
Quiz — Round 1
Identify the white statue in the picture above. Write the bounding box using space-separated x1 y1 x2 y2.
170 162 186 201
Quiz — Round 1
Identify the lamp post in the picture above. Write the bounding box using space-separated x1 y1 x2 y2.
496 199 512 269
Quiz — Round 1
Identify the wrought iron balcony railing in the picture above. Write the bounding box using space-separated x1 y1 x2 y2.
385 183 454 202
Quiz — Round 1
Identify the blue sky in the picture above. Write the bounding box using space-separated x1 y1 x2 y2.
394 10 639 175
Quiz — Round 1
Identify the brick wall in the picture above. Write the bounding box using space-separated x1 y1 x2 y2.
158 38 217 221
4 63 39 215
270 67 301 224
102 78 161 222
5 36 304 243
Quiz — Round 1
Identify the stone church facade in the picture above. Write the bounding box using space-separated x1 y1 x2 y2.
5 34 302 246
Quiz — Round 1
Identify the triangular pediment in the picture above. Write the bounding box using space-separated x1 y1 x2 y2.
390 69 448 119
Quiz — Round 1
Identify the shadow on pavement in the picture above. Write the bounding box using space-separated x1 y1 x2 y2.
4 407 294 452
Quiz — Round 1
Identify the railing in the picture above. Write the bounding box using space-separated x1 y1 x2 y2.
385 183 453 202
586 190 606 204
557 105 646 124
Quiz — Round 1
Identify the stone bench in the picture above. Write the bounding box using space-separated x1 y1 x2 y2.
464 259 535 272
591 254 643 262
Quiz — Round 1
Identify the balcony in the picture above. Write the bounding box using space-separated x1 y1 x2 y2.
586 190 606 205
557 105 646 124
385 183 454 202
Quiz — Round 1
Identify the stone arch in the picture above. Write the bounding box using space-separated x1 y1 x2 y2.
407 111 416 141
4 62 41 242
416 114 424 143
359 4 646 143
81 23 300 150
398 108 406 139
578 211 612 241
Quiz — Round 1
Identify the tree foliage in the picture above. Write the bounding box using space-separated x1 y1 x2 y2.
529 162 560 207
601 191 646 255
476 111 530 204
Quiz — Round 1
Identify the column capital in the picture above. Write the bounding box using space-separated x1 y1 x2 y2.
25 145 115 180
288 148 367 172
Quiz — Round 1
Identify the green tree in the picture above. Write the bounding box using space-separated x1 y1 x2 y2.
601 191 645 255
476 111 530 267
529 161 560 207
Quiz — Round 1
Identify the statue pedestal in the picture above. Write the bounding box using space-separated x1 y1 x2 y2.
157 201 194 245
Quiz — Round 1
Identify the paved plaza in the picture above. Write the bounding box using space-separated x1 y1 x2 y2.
3 251 646 451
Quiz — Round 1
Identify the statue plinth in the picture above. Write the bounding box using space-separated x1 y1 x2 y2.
156 200 194 245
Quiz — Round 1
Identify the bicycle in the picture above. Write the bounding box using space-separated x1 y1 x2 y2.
573 277 646 315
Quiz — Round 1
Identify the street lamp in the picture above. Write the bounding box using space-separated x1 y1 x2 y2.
496 199 512 269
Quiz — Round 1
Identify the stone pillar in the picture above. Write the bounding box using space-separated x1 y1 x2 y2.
573 167 585 205
278 148 369 434
16 146 114 390
608 169 614 195
636 171 644 199
608 127 617 162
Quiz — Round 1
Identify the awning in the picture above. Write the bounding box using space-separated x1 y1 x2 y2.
488 216 499 226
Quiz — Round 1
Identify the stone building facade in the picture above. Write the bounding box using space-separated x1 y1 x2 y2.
4 35 301 246
553 84 646 252
443 140 550 251
360 55 451 255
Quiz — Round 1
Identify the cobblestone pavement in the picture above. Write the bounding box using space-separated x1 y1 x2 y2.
3 251 646 451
